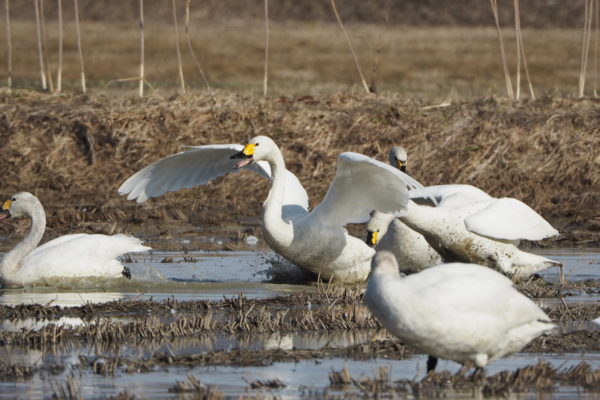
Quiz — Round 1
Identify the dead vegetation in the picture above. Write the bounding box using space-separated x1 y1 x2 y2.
0 91 597 246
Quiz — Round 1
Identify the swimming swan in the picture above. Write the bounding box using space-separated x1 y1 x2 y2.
118 135 424 283
364 251 556 373
0 192 150 288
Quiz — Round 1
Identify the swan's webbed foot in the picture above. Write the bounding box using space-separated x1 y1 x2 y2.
122 267 132 279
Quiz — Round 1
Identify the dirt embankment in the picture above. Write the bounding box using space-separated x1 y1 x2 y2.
0 90 598 244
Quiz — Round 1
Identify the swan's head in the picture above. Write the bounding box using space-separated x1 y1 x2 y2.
230 136 277 168
365 211 395 247
388 146 408 173
0 192 40 220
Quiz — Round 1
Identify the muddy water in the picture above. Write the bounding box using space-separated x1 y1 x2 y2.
0 245 599 399
0 246 598 306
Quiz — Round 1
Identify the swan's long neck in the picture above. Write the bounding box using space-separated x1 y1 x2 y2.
262 149 294 249
1 202 46 276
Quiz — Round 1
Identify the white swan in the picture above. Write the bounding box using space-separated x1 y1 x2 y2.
0 192 150 288
401 196 561 279
366 211 441 273
364 251 556 373
370 146 561 279
118 135 424 283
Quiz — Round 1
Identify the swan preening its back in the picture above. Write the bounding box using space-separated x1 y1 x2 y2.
0 192 150 288
365 251 556 371
119 135 424 283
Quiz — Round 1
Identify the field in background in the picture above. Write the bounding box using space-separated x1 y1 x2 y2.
0 17 594 97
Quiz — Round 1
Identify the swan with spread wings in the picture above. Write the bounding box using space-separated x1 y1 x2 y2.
119 136 423 283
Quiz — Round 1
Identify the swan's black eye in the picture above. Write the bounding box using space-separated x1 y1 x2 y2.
255 143 259 147
11 197 15 201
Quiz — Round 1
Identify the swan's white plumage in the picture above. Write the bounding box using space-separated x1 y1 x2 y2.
311 153 422 226
119 136 422 282
118 144 309 220
367 211 441 272
0 192 150 288
464 198 559 241
409 184 492 207
364 251 556 368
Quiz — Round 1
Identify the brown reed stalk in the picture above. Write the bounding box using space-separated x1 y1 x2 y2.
513 0 521 99
172 0 185 94
39 0 54 91
5 0 11 90
184 0 212 93
73 0 86 92
490 0 514 99
139 0 144 97
56 0 62 92
369 0 391 94
514 0 535 99
34 0 47 90
330 0 370 94
579 0 594 97
595 0 599 96
263 0 269 97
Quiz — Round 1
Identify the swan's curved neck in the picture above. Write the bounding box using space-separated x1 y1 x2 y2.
1 203 46 276
262 148 294 248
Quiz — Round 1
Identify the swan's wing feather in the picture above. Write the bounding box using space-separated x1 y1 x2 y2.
310 152 423 226
409 184 492 207
22 234 151 278
464 198 559 241
118 144 271 203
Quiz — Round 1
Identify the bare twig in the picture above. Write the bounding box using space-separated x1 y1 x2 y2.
595 0 599 96
580 0 594 97
139 0 144 97
369 0 391 93
34 0 47 90
39 0 53 91
514 0 535 99
184 0 212 93
263 0 269 97
514 0 521 99
172 0 185 93
490 0 514 99
73 0 86 92
331 0 370 94
56 0 63 92
5 0 11 90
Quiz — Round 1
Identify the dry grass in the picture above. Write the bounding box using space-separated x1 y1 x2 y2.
0 91 597 245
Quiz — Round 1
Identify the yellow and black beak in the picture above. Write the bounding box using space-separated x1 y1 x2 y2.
230 143 256 169
366 230 378 247
396 159 407 174
0 200 11 221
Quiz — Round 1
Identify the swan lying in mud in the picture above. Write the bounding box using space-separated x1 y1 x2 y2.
0 192 150 288
119 135 424 283
368 146 561 280
364 251 556 373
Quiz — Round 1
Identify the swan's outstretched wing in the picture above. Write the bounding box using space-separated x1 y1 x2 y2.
310 152 424 226
464 198 559 241
118 144 309 215
118 145 269 203
409 184 492 207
